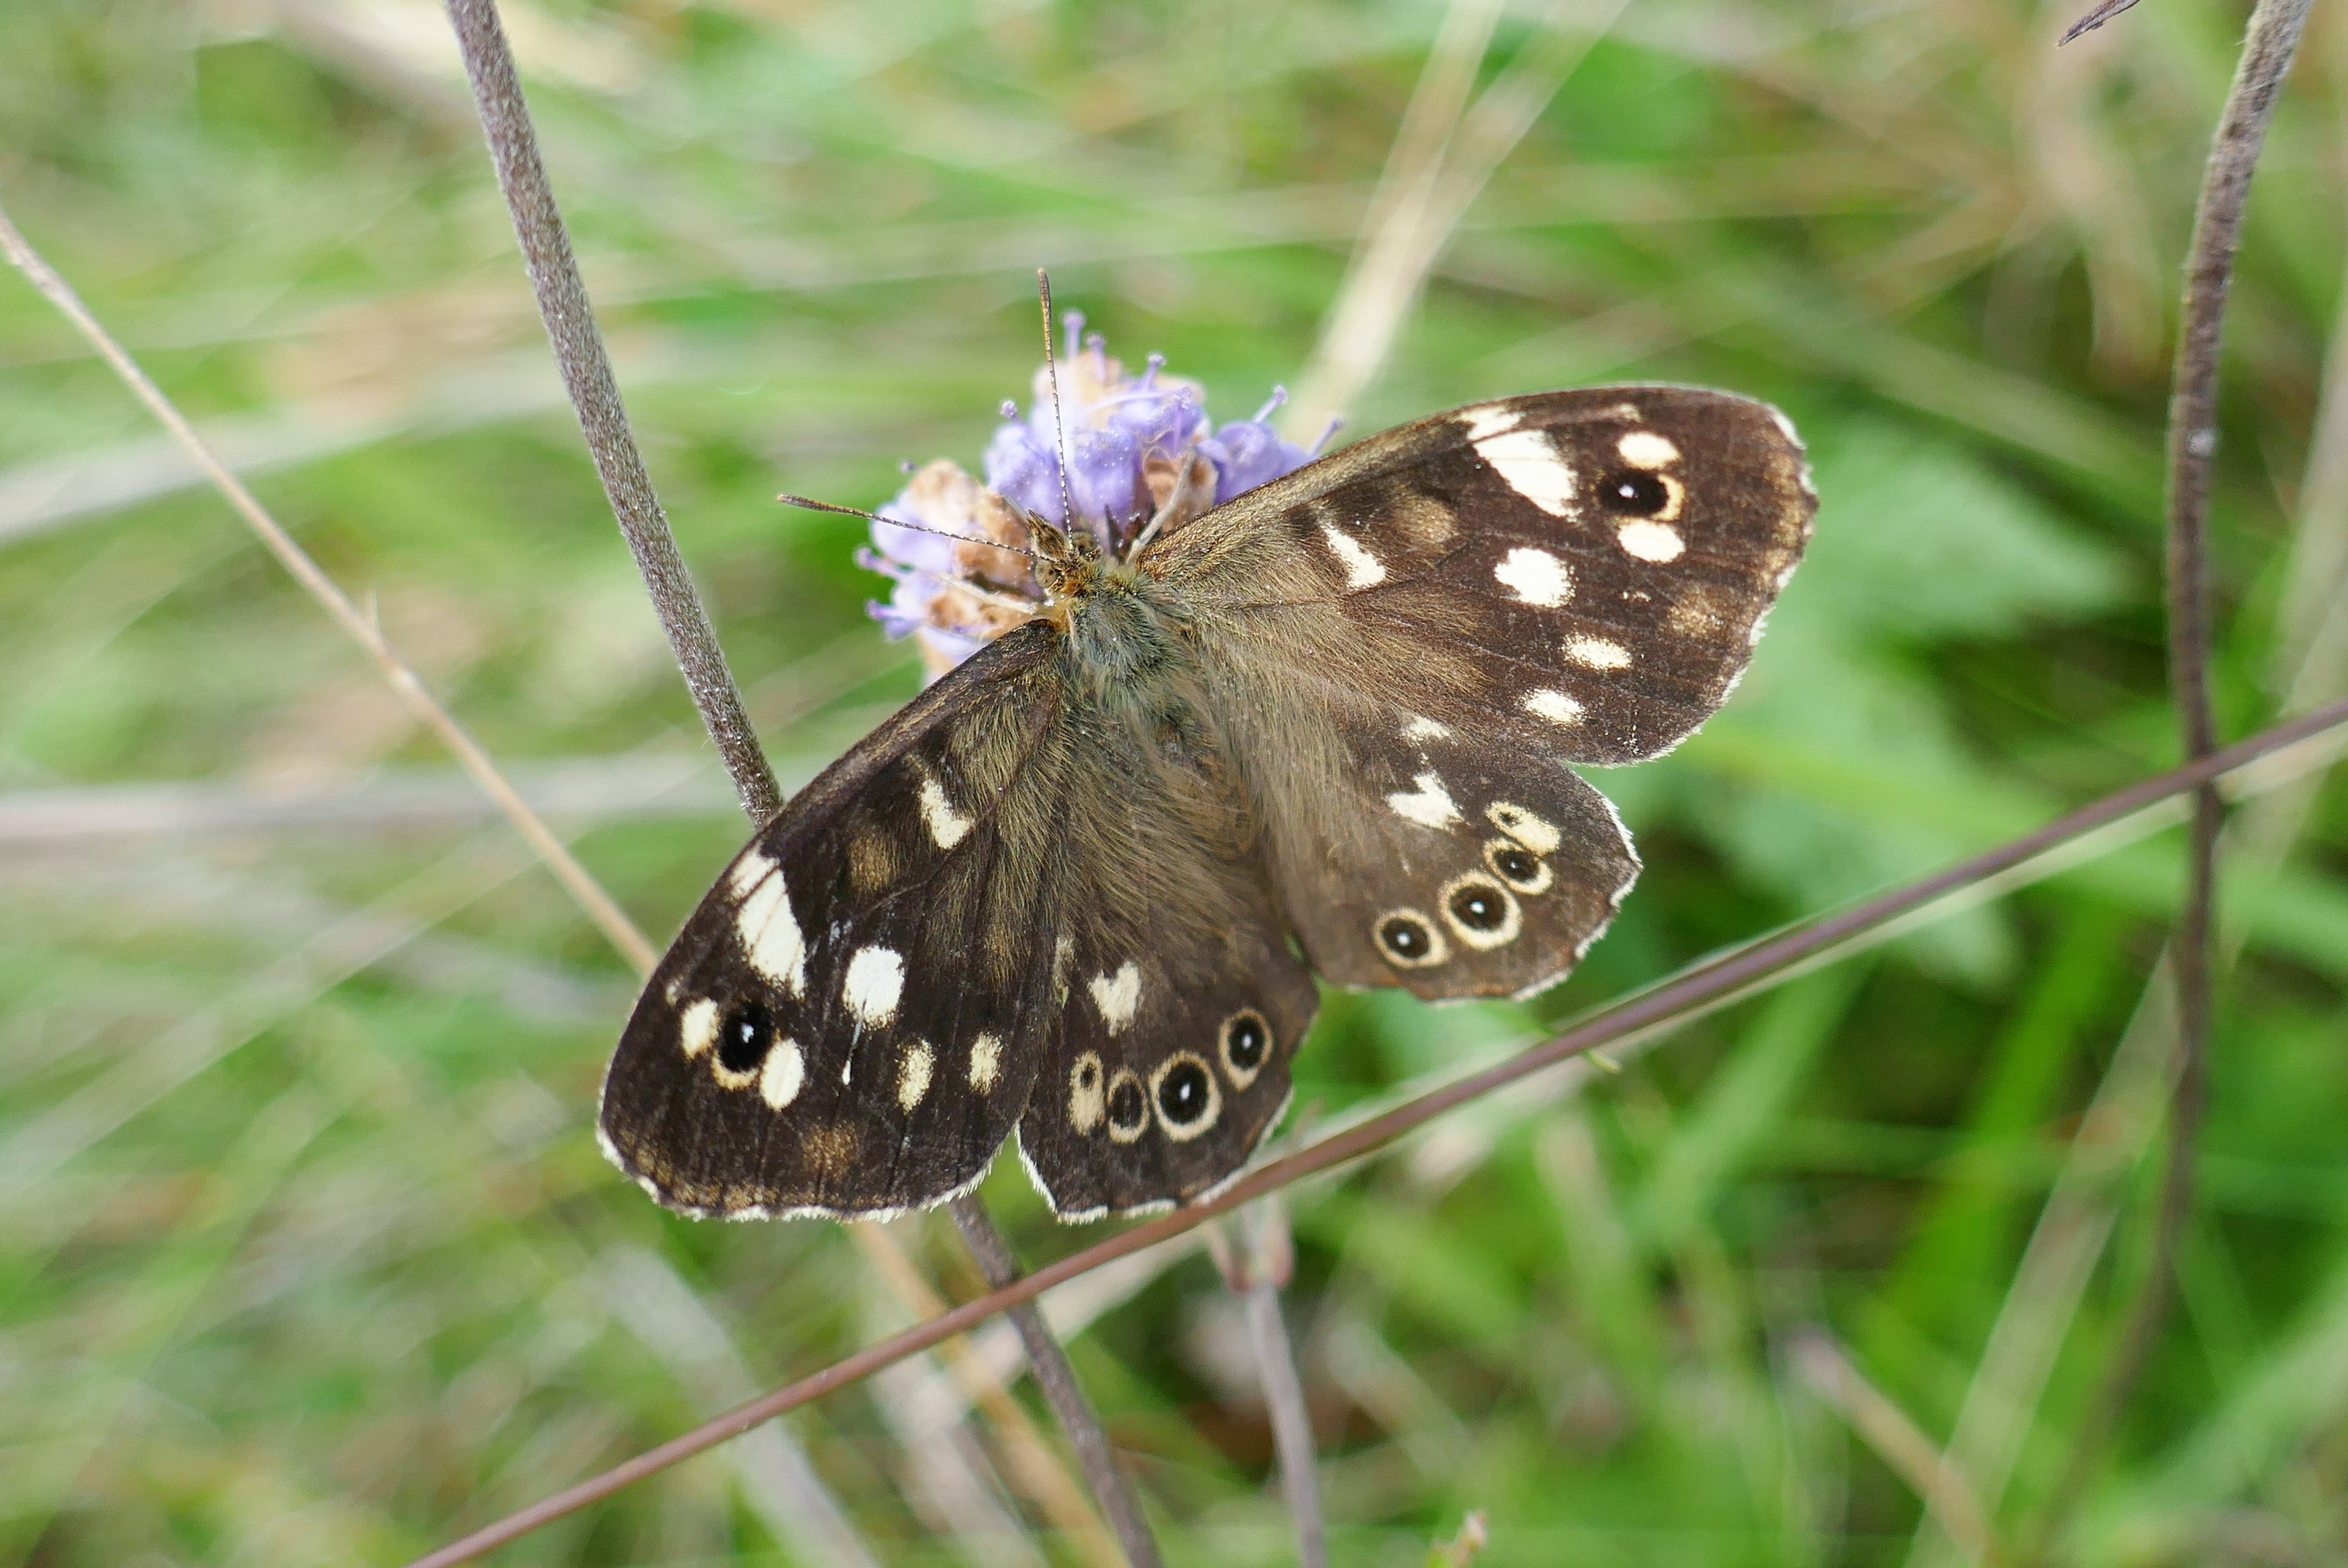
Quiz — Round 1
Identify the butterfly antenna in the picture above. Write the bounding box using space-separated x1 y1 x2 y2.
777 493 1040 560
1038 269 1104 554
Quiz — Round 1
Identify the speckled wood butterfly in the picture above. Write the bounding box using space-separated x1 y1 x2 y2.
599 386 1814 1221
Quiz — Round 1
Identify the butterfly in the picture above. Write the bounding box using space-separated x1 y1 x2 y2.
598 385 1814 1222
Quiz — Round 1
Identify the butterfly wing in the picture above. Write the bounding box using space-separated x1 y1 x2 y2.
1147 385 1814 1000
603 615 1321 1221
1006 697 1319 1218
600 622 1078 1219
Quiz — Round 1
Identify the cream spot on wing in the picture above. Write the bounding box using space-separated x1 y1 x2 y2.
1089 961 1142 1035
1385 769 1462 829
1567 637 1632 670
1488 801 1563 853
1494 546 1572 607
679 998 720 1059
1402 715 1451 744
1457 403 1522 441
1617 430 1681 468
1475 429 1577 516
842 945 904 1026
1068 1053 1105 1132
1321 524 1388 589
918 778 973 850
727 848 778 896
736 869 806 996
1523 688 1585 725
1606 401 1644 422
1617 520 1685 562
759 1039 805 1109
968 1031 1003 1092
897 1040 934 1112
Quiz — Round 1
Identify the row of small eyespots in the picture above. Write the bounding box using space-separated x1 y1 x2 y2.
1375 802 1560 968
1066 1007 1271 1142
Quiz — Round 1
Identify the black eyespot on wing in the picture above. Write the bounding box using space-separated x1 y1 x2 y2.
718 1001 772 1075
1381 916 1431 959
1107 1075 1148 1134
1448 884 1508 932
1490 846 1540 884
1156 1058 1214 1125
1599 469 1671 516
1223 1011 1268 1072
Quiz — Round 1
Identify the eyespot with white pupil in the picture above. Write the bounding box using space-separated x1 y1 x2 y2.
1600 469 1671 516
1450 885 1506 930
1375 909 1449 968
1105 1070 1149 1142
1484 838 1554 894
1438 872 1524 949
718 1001 772 1075
1151 1052 1220 1139
1220 1008 1271 1088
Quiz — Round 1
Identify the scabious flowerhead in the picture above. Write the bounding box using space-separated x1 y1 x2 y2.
864 319 1319 678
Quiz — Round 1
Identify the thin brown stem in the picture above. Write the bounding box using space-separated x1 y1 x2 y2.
1243 1284 1327 1567
439 5 1152 1562
2045 0 2314 1536
443 0 777 823
1211 1203 1327 1568
396 695 2348 1568
950 1196 1164 1568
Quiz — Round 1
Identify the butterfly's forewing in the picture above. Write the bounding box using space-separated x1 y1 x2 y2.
600 624 1075 1218
1153 386 1813 1000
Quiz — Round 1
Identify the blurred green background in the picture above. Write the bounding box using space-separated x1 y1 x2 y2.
3 0 2346 1563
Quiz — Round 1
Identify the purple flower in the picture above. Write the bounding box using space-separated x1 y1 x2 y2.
862 323 1319 678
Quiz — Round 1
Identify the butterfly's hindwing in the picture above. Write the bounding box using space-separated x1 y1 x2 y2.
1150 385 1810 1002
1015 891 1317 1221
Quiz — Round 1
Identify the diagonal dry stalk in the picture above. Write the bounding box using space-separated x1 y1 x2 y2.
1792 1329 1999 1562
1214 1200 1328 1568
849 1224 1129 1568
396 694 2348 1568
0 205 656 978
437 3 1163 1564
